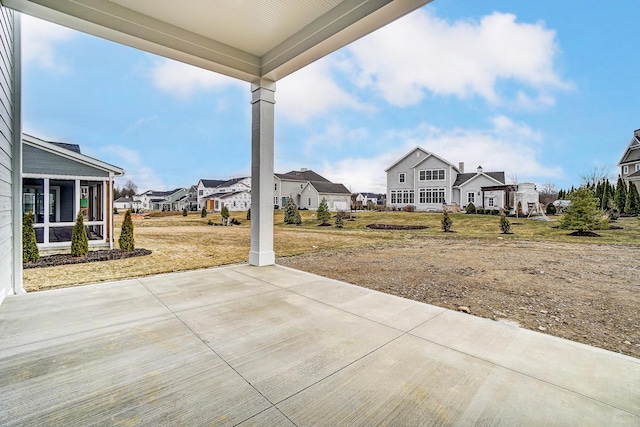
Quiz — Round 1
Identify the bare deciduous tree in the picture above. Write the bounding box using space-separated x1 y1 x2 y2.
580 167 608 188
121 180 138 198
539 182 558 205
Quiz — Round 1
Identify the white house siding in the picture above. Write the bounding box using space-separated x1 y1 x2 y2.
413 155 454 211
300 185 317 209
0 6 19 300
324 194 350 211
277 179 305 207
218 191 251 211
386 148 429 209
458 174 505 210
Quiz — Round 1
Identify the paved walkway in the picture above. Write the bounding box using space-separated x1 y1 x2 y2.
1 265 638 426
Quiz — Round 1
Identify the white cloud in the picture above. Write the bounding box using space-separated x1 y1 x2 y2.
21 14 76 71
301 121 368 155
318 117 564 193
102 145 165 191
150 58 246 99
347 9 572 107
277 57 372 123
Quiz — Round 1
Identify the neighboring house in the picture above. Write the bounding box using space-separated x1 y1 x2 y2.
618 128 640 187
113 195 141 211
22 134 124 250
196 177 251 210
353 192 384 209
203 190 251 212
176 185 199 211
274 169 351 210
135 188 188 211
385 147 506 211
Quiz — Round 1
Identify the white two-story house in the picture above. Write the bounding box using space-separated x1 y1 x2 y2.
385 147 506 211
618 129 640 188
196 177 251 211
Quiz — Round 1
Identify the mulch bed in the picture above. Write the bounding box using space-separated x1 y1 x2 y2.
568 231 601 237
366 224 428 230
24 248 152 269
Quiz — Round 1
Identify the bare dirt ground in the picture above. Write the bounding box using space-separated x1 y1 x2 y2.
279 237 640 359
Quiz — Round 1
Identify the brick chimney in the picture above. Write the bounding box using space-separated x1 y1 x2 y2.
477 165 483 174
458 162 464 173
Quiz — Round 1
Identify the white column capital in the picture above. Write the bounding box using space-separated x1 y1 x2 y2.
251 80 276 105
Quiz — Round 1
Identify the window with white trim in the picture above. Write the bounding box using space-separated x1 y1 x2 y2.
418 169 445 181
624 165 629 174
390 190 414 204
419 188 445 204
636 164 640 171
399 173 406 183
467 192 475 204
487 197 495 207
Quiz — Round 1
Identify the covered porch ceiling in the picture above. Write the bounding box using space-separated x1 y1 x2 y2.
4 0 433 82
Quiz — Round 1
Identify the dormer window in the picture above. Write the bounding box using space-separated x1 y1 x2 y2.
399 173 406 183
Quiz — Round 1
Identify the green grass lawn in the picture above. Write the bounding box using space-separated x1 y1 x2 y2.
23 209 640 292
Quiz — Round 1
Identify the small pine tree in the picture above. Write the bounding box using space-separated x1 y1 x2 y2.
201 206 207 218
246 208 251 220
499 212 511 234
441 210 453 232
335 213 343 228
221 205 230 225
284 198 297 224
559 187 608 231
466 202 476 214
614 177 627 213
71 211 89 257
119 210 135 251
317 198 331 225
182 207 188 217
22 211 39 263
625 182 640 214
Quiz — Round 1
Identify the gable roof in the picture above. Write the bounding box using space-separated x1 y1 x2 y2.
199 179 227 188
23 134 124 176
308 181 350 195
384 147 431 172
51 141 81 153
199 177 249 189
276 169 330 182
144 188 185 197
619 129 640 165
412 152 458 171
453 172 505 187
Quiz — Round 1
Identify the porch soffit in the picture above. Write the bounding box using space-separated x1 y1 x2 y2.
3 0 433 82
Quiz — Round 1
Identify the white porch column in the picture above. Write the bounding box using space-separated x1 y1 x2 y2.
43 178 49 244
249 79 275 266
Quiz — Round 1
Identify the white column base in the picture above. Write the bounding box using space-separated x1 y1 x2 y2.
249 250 275 267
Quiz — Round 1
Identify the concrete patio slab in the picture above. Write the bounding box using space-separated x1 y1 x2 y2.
1 264 638 426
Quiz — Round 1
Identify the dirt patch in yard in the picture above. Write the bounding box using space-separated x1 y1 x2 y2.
279 237 640 359
366 224 428 230
24 249 152 269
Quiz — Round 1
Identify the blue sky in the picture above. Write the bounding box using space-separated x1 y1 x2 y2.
22 0 639 194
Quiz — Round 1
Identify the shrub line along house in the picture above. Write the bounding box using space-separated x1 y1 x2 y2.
386 147 506 211
22 134 123 250
1 0 435 296
618 128 640 187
